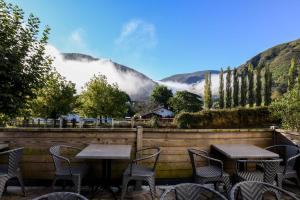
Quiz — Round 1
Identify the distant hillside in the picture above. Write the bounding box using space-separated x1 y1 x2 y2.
61 53 157 101
238 38 300 95
161 70 219 84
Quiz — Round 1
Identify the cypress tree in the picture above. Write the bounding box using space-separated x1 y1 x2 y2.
255 67 262 106
248 63 254 107
233 68 239 107
204 72 212 109
298 64 300 92
264 66 272 106
240 68 247 107
288 58 296 91
225 67 232 108
219 68 224 109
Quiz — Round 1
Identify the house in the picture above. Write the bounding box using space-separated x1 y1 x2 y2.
140 107 174 119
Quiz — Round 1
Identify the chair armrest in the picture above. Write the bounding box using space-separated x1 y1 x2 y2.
284 153 300 174
160 188 174 200
190 149 224 170
188 148 209 156
60 145 81 151
51 154 73 176
0 147 24 156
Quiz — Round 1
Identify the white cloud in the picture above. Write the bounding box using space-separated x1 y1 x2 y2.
68 28 86 49
158 74 220 96
115 19 157 51
45 45 155 100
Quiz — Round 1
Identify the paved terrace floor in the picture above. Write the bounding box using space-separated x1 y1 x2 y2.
2 181 300 200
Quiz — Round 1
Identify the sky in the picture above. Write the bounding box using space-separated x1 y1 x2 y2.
6 0 300 80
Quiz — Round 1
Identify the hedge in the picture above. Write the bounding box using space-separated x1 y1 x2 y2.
174 107 278 129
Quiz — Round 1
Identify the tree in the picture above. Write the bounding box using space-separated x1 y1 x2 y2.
204 73 212 109
233 68 239 107
219 68 224 109
255 68 262 106
30 71 77 119
248 64 254 107
270 87 300 131
225 67 232 108
0 0 51 117
169 91 203 114
150 85 173 108
264 66 272 106
78 74 130 118
240 68 247 107
288 58 296 91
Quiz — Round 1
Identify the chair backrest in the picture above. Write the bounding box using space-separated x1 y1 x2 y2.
32 192 88 200
230 181 299 200
237 159 282 184
49 145 64 172
133 147 161 171
0 147 24 175
266 145 300 168
261 159 282 184
188 148 223 177
160 183 227 200
10 148 23 174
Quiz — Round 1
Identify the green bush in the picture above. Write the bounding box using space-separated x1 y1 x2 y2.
174 107 277 129
270 87 300 131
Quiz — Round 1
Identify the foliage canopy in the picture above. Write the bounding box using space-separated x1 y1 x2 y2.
0 0 51 117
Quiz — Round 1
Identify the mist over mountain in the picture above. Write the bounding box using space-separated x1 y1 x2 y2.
161 70 219 84
46 38 300 101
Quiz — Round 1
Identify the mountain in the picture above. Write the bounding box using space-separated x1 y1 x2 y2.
161 70 219 84
60 53 157 101
238 38 300 95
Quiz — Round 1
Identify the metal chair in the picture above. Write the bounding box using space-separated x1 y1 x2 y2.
49 145 88 194
160 183 228 200
121 146 161 200
235 159 283 185
264 145 300 187
0 147 25 198
230 181 299 200
188 148 232 194
32 192 88 200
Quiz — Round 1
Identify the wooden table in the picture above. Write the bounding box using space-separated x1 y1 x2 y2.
212 144 279 159
76 144 132 199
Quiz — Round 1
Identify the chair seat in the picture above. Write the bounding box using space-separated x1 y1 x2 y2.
56 165 88 177
237 171 264 182
123 164 154 177
196 166 226 178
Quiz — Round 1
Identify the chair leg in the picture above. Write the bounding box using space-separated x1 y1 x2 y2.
295 176 300 187
121 177 130 200
277 174 283 188
0 176 9 198
16 173 26 196
223 175 232 195
52 177 57 191
72 176 81 194
146 177 156 200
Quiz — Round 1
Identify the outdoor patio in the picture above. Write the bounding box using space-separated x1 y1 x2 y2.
0 128 300 200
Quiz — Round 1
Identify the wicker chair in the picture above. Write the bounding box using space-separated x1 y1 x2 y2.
160 183 228 200
230 181 299 200
0 147 25 198
32 192 88 200
188 148 232 194
235 159 283 185
121 147 161 200
264 145 300 188
49 145 88 194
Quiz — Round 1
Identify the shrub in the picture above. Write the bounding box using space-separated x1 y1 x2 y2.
174 107 276 129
